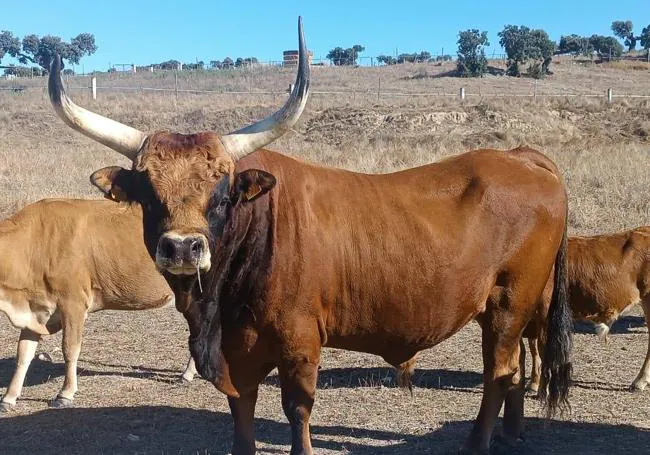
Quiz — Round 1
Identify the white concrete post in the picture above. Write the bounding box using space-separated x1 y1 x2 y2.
606 88 613 104
460 87 466 100
91 77 97 100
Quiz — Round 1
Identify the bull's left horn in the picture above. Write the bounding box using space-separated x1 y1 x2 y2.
219 16 311 159
48 55 147 160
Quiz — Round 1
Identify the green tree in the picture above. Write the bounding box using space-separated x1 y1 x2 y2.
589 35 624 60
326 45 364 65
377 55 397 65
0 31 21 63
498 25 555 78
498 25 530 76
18 33 97 69
557 34 592 56
611 20 637 51
456 29 489 77
640 25 650 58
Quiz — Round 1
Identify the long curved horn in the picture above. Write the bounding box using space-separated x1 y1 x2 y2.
48 55 147 160
220 16 311 159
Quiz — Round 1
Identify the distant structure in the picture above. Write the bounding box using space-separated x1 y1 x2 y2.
283 49 313 67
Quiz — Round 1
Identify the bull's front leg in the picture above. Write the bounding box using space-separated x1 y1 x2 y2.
278 347 320 455
1 330 41 414
228 387 259 455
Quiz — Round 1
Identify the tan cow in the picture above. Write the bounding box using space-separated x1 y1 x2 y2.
0 198 196 413
522 227 650 393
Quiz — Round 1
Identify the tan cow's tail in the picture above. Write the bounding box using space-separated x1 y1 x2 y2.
539 211 572 417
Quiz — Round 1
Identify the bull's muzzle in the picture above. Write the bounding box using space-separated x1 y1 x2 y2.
155 232 211 275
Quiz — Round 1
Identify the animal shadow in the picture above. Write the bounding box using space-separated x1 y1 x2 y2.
0 406 648 454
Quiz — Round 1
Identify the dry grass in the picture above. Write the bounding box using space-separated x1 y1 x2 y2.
0 62 650 454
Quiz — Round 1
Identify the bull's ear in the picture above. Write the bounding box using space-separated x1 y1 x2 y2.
233 169 276 203
90 166 136 202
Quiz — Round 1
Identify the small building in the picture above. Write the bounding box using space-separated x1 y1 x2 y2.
283 50 313 67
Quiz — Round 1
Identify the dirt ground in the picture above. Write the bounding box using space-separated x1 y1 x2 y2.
0 61 649 454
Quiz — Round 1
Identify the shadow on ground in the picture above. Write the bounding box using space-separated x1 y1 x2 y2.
0 358 182 388
574 316 646 336
0 406 648 454
265 367 483 392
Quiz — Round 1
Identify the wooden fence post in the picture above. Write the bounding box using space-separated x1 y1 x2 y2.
175 73 179 101
377 76 381 102
606 88 613 104
91 77 97 100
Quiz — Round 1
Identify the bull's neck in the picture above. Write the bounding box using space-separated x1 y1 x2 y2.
207 194 273 319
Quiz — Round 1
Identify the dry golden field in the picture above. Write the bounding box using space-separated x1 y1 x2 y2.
0 60 649 454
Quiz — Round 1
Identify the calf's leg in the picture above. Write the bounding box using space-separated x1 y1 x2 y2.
1 330 40 413
631 297 650 391
527 337 541 394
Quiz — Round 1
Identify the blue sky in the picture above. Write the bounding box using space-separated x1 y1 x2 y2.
2 1 648 71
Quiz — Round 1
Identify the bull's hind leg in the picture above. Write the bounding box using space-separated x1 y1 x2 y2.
461 286 536 454
1 330 41 413
631 297 650 391
50 301 87 408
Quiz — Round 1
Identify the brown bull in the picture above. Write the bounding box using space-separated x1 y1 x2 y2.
523 227 650 393
0 199 196 412
48 18 572 455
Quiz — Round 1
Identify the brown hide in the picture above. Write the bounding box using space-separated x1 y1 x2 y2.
219 146 566 374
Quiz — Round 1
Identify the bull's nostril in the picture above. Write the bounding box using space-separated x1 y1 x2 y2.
190 239 202 256
160 237 176 259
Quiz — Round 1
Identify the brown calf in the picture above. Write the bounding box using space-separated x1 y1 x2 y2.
525 227 650 393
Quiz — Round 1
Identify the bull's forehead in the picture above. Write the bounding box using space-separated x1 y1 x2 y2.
135 132 234 228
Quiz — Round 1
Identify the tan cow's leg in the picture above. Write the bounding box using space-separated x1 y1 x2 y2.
527 337 542 394
50 304 86 408
1 330 41 413
631 297 650 391
278 350 320 455
181 357 198 383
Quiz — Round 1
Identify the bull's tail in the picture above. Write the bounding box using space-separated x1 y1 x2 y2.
539 213 572 417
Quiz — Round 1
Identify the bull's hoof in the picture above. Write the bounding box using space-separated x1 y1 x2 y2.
178 376 193 387
0 402 14 415
37 352 53 362
48 396 74 409
630 381 647 393
525 380 539 395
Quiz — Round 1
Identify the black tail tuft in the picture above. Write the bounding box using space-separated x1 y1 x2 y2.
539 212 572 418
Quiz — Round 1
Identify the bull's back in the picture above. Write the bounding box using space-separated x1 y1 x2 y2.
250 148 566 357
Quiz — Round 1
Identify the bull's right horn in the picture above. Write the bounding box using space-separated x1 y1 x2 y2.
219 16 311 159
49 55 147 160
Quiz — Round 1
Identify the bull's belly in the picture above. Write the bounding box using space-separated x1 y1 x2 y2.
324 310 479 366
